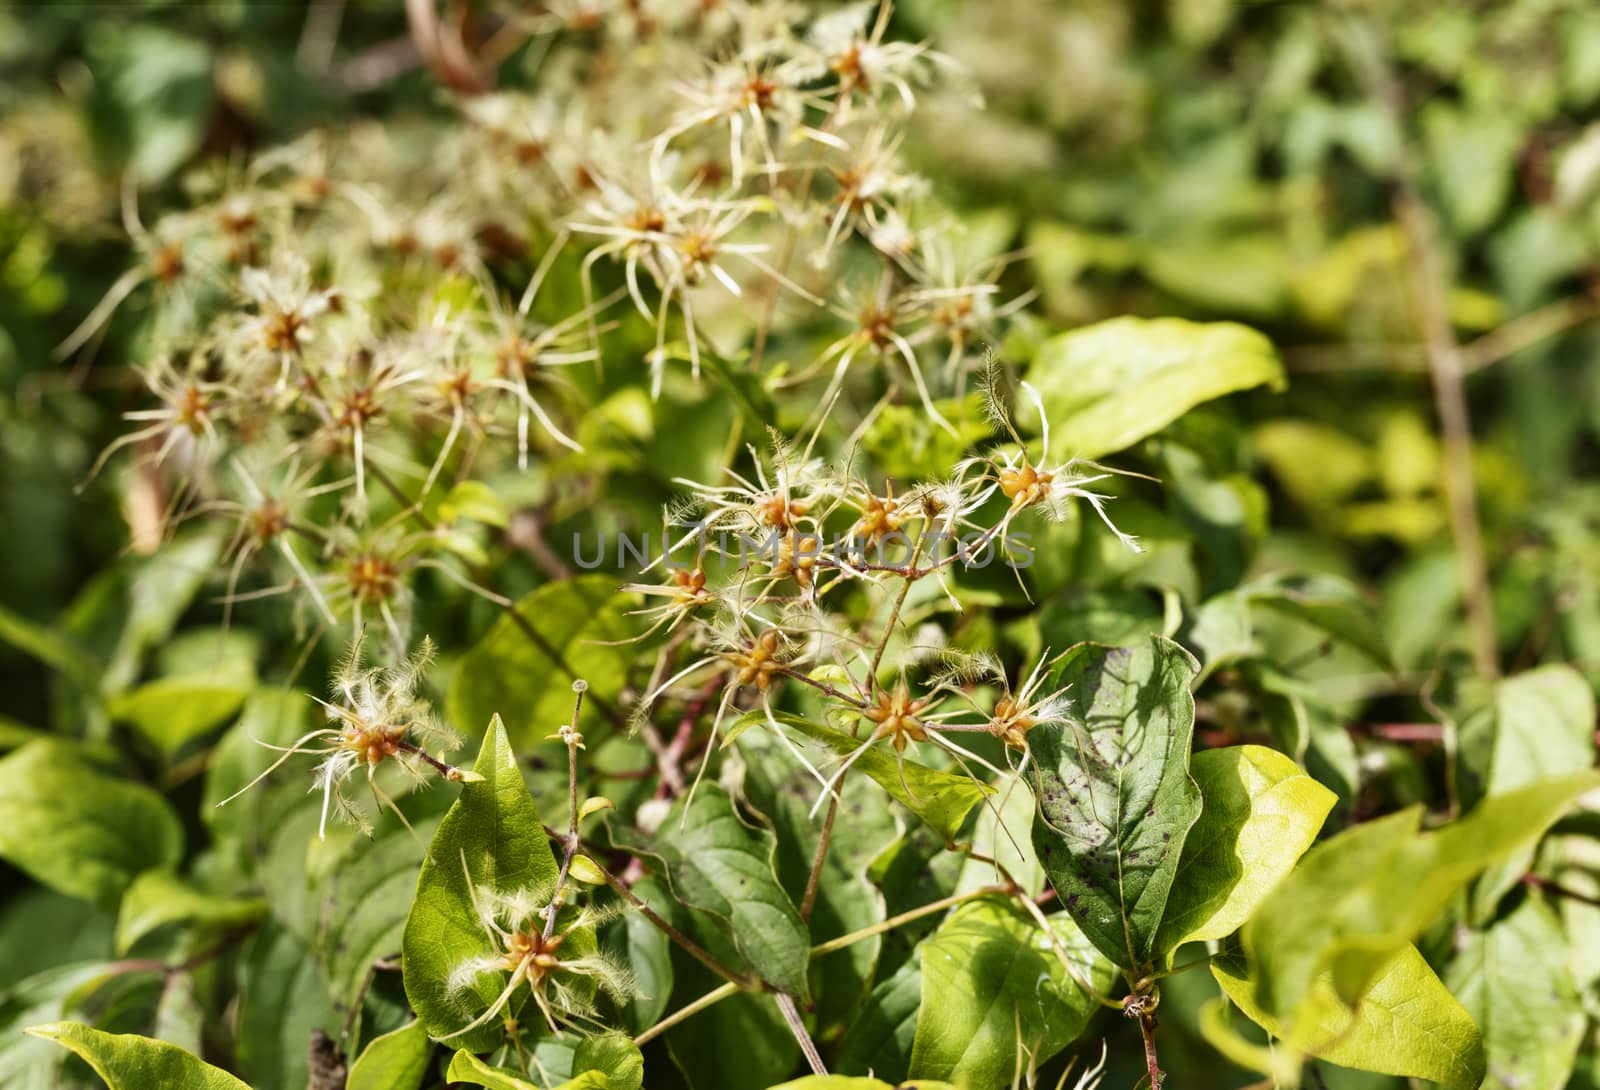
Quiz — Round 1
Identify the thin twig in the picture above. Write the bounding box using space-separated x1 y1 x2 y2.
1356 20 1499 678
595 865 759 990
774 992 827 1075
633 981 740 1047
543 683 588 941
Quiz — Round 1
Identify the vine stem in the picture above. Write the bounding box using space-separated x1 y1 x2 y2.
542 683 587 941
1135 1005 1163 1090
633 982 739 1047
633 884 1012 1048
810 883 1011 956
774 993 827 1075
801 527 929 921
1350 16 1499 679
593 864 760 991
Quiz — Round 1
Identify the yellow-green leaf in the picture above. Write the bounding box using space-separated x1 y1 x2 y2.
1214 945 1483 1090
25 1021 251 1090
1026 316 1284 459
347 1019 433 1090
1156 745 1334 952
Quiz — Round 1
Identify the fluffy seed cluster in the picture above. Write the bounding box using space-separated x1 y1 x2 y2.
86 1 1140 831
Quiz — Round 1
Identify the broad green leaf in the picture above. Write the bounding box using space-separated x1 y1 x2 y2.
0 964 115 1090
1193 573 1392 675
778 715 989 842
1458 664 1596 809
0 602 100 693
620 878 673 1032
1026 317 1284 459
108 673 252 758
770 1080 955 1090
317 806 439 1008
84 24 214 184
573 1033 644 1090
1214 945 1483 1089
908 898 1114 1089
1156 745 1335 952
446 1051 553 1090
0 741 183 908
235 923 335 1090
402 715 567 1050
24 1021 249 1090
1446 896 1583 1090
1246 773 1600 1024
446 1040 606 1089
955 774 1043 898
447 576 638 749
624 785 810 999
113 869 266 954
1030 636 1203 969
347 1019 433 1090
835 953 921 1081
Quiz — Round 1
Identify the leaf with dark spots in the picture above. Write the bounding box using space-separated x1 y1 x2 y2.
1029 636 1203 970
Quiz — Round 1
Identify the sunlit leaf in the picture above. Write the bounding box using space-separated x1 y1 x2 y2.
1156 745 1335 952
1245 773 1600 1024
402 715 568 1051
909 898 1114 1089
25 1021 250 1090
0 740 183 908
1214 944 1483 1089
347 1019 432 1090
620 785 810 1000
1026 317 1284 459
1446 896 1584 1090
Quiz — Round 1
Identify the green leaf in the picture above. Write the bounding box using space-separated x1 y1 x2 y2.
447 576 639 749
438 479 511 528
1026 317 1284 459
778 714 989 845
735 726 895 1044
24 1021 250 1090
347 1019 433 1090
835 953 921 1081
235 923 335 1090
1030 636 1204 969
113 869 266 955
1446 896 1584 1090
84 25 215 185
1245 772 1600 1024
573 1033 644 1090
624 784 810 999
1458 664 1596 809
108 672 253 758
0 741 183 908
0 963 117 1090
909 898 1114 1089
1156 745 1335 952
445 1051 542 1090
318 807 439 1009
1214 944 1483 1089
402 715 564 1050
1193 573 1392 674
0 602 100 693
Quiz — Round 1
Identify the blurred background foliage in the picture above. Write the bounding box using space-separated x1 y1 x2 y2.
6 1 1600 1087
